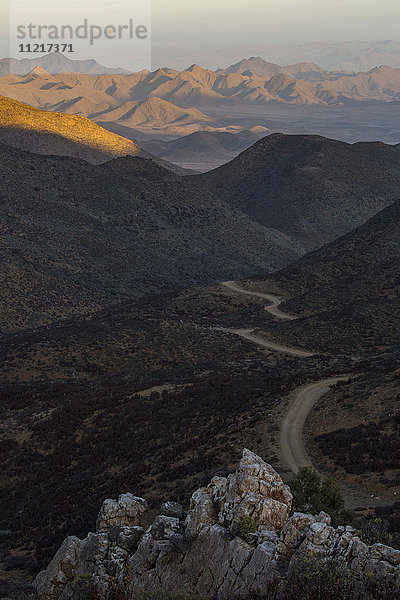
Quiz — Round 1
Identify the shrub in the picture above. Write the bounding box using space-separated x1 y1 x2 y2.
358 518 394 546
236 515 258 537
290 467 344 521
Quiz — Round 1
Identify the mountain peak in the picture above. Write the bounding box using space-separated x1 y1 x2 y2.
28 65 52 77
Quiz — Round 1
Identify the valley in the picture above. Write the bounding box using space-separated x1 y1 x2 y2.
0 50 400 598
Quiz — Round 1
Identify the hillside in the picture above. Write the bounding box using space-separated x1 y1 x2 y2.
0 94 144 163
245 198 400 353
96 97 211 128
240 200 400 500
0 95 193 174
193 134 400 251
0 142 301 333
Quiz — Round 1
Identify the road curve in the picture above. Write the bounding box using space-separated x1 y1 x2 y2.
222 281 311 357
280 377 350 473
223 281 297 321
222 328 314 358
222 280 349 475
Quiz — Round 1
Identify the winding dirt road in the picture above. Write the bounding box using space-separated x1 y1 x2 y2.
223 281 297 321
222 281 348 474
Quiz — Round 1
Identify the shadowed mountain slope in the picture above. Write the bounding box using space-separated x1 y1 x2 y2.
193 134 400 251
247 198 400 353
140 130 261 172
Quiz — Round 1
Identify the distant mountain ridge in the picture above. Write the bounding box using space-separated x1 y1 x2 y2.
154 40 400 72
0 57 399 144
0 51 130 76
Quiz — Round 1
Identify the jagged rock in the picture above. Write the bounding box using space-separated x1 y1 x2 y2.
34 537 82 599
115 526 144 553
306 522 334 546
34 450 400 600
276 512 316 559
148 516 181 541
96 493 148 533
217 449 292 531
160 501 184 520
316 511 332 525
184 486 218 539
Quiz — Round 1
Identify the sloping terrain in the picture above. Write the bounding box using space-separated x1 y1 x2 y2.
0 142 301 334
96 97 212 129
0 94 144 164
193 134 400 251
230 196 400 527
0 280 348 581
0 95 192 174
244 198 400 354
239 200 400 500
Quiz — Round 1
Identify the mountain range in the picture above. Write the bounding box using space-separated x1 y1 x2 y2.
0 55 399 169
1 102 400 333
0 59 399 136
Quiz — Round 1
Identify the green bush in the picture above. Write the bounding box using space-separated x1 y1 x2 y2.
290 467 344 521
236 515 258 537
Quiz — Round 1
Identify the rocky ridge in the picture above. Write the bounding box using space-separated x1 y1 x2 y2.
34 450 400 599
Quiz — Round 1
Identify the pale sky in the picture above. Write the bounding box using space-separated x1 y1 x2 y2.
152 0 400 46
0 0 399 69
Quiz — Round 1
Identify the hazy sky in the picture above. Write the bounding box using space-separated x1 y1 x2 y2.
1 0 399 68
152 0 400 46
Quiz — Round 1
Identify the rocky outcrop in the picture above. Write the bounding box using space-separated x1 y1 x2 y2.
33 450 400 599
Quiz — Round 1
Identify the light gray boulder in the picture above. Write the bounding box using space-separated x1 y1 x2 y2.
96 493 148 533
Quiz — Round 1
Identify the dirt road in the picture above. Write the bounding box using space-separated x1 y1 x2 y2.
280 377 349 473
222 280 297 320
222 280 347 474
222 327 314 358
